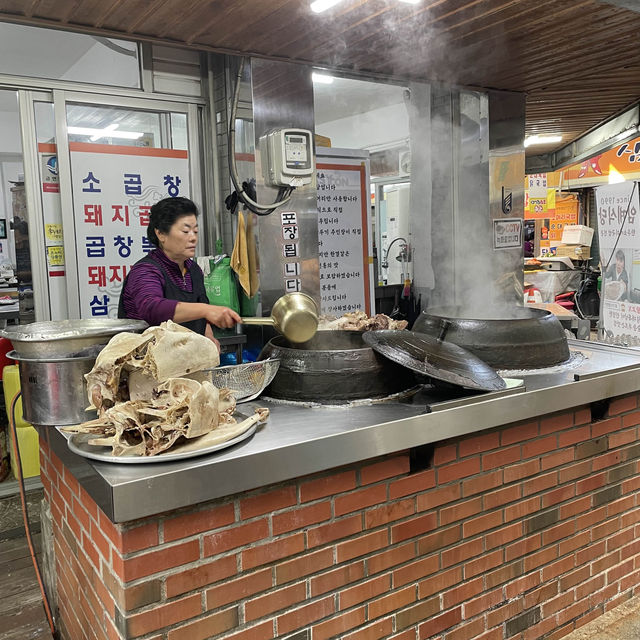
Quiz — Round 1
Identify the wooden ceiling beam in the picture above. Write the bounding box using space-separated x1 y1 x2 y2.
185 0 294 45
125 0 175 35
341 0 600 76
25 0 41 19
1 0 640 153
94 0 128 29
60 0 87 24
453 0 618 44
155 0 214 39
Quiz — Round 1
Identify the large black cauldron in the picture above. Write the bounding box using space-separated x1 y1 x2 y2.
412 306 570 369
259 330 415 401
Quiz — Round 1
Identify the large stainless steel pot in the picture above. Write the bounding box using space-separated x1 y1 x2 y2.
412 306 570 369
0 318 148 358
9 351 97 426
259 330 415 401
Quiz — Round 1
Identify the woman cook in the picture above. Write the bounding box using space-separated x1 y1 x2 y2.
118 197 240 341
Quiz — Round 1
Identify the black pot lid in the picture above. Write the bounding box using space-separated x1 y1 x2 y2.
363 330 507 392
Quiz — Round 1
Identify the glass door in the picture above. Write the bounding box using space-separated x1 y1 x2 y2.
0 90 26 321
54 92 202 318
30 97 68 320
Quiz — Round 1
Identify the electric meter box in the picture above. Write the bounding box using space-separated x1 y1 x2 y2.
261 128 315 188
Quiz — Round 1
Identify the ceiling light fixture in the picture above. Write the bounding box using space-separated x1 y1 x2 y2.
524 134 562 148
398 0 421 4
90 123 118 141
311 0 343 12
312 72 334 84
615 126 638 141
68 125 144 141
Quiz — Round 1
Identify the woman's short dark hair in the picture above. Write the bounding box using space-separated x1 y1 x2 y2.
616 249 625 263
147 197 199 247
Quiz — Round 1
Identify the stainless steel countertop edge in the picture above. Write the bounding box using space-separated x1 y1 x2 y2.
41 359 640 523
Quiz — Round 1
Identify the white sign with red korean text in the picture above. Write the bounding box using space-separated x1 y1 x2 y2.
527 173 547 198
595 182 640 341
69 143 189 319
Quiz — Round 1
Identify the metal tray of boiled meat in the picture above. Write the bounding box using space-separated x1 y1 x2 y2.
362 330 506 392
61 412 258 464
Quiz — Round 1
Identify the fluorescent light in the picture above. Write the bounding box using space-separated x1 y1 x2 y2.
312 72 334 84
311 0 343 13
524 134 562 148
615 126 638 141
68 125 144 141
90 123 118 141
398 0 421 3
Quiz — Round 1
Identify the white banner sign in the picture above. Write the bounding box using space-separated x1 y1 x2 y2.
70 143 189 319
316 162 373 316
595 182 640 340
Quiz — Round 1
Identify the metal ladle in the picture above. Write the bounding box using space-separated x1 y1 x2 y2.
240 292 319 343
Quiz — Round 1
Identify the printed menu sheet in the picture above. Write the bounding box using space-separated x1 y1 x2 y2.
316 162 372 315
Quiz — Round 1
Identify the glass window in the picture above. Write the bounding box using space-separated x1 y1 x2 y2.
65 102 192 319
34 101 70 320
0 23 140 88
0 90 32 322
170 113 188 151
314 74 410 287
66 105 163 148
314 75 408 159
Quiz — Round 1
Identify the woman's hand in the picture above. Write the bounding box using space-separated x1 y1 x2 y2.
204 323 221 351
205 305 241 329
173 302 241 329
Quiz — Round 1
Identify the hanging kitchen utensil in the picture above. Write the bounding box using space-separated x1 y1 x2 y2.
362 330 507 392
240 292 319 343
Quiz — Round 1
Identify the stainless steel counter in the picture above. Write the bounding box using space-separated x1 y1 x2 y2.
38 340 640 523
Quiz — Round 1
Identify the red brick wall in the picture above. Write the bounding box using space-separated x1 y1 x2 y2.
40 392 640 640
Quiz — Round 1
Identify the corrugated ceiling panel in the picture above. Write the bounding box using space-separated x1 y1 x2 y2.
0 0 639 154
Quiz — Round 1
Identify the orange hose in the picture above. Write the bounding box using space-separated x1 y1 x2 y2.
8 391 57 637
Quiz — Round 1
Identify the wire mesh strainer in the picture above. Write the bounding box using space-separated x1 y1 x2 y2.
208 359 280 403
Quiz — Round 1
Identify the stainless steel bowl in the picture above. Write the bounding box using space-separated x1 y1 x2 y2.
9 351 97 426
0 318 148 358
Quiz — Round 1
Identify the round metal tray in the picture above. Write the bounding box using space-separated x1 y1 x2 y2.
62 414 257 464
1 318 148 358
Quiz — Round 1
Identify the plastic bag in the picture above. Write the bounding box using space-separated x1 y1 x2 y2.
204 257 240 314
240 291 258 316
